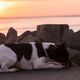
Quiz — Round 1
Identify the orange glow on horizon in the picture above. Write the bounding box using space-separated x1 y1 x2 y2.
0 1 16 17
0 0 80 18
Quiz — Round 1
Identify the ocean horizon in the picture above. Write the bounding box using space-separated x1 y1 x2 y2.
0 16 80 35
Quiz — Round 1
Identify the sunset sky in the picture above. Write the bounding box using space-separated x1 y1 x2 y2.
0 0 80 18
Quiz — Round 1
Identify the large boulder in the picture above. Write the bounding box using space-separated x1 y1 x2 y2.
70 30 80 49
5 27 18 43
67 47 80 66
20 31 37 43
17 31 31 42
62 29 74 47
71 53 80 66
0 33 5 44
37 24 69 43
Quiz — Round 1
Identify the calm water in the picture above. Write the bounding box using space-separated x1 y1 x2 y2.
0 17 80 35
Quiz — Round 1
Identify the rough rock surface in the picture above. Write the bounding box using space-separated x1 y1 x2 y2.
20 31 37 43
37 24 69 43
17 31 31 42
5 27 18 43
62 29 74 47
0 33 5 44
70 30 80 49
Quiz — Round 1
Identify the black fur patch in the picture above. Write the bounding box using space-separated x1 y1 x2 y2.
5 43 32 61
35 42 47 57
55 43 72 66
46 43 72 67
46 45 56 59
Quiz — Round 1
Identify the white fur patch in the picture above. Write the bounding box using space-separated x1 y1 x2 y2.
0 45 17 72
16 56 33 70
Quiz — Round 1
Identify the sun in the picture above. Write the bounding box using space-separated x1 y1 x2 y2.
0 1 15 9
0 1 16 16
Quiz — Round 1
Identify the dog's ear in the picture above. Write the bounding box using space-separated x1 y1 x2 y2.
46 45 56 53
48 45 56 50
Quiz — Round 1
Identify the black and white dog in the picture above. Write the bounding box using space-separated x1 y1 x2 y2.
0 42 72 72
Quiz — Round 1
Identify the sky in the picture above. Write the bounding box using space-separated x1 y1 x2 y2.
0 0 80 18
0 0 80 35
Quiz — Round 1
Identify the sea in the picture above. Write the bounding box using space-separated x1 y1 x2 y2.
0 16 80 36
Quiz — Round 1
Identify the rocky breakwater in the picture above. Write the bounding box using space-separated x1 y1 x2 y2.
0 24 80 66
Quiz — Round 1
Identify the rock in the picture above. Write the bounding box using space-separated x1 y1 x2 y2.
0 33 5 44
20 31 37 43
37 24 69 43
17 31 31 42
5 27 18 43
67 47 80 66
62 29 80 50
67 47 80 58
70 30 80 49
71 54 80 66
62 29 74 47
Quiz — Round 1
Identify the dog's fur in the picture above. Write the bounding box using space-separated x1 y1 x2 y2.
0 42 72 72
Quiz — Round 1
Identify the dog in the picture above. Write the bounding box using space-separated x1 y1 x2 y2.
0 42 72 72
